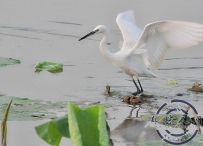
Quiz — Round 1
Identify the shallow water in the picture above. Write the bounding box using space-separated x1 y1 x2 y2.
1 0 203 145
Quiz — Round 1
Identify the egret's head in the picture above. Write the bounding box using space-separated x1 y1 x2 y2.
78 25 107 41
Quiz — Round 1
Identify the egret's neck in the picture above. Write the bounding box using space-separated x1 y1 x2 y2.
100 30 116 65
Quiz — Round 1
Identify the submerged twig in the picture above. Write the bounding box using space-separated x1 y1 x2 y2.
1 100 12 146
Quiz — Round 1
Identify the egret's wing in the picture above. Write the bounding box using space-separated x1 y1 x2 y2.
116 10 142 50
133 21 203 69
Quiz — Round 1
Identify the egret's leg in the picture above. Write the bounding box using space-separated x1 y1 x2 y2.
130 76 142 96
132 79 140 92
132 79 141 96
138 79 143 92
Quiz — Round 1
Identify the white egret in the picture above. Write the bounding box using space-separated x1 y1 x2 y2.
79 10 203 96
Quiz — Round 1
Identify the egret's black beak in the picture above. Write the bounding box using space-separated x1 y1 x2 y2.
78 29 98 41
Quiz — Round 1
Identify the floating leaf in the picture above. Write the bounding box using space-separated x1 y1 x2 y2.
0 95 56 120
35 61 63 73
68 102 109 146
140 91 154 98
1 100 12 146
167 79 178 84
0 95 32 105
0 57 20 67
35 116 70 146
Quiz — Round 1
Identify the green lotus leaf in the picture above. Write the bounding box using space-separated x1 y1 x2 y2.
35 102 109 146
35 61 63 73
68 102 109 146
0 57 20 67
35 116 69 146
0 95 32 105
0 95 56 120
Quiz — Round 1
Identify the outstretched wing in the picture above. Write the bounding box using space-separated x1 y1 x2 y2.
133 21 203 69
116 10 142 50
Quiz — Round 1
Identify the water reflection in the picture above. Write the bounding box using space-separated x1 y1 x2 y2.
111 107 160 144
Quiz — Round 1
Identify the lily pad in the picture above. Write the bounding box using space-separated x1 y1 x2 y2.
0 95 57 120
0 95 32 105
0 57 20 67
167 79 178 84
35 61 63 73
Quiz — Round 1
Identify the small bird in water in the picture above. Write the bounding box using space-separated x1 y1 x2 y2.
79 10 203 96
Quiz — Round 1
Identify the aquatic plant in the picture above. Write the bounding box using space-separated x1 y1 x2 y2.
1 100 12 146
0 57 20 67
35 61 63 73
35 102 110 146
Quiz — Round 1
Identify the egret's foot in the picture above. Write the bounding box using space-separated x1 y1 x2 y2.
132 92 138 96
132 92 140 96
132 91 143 96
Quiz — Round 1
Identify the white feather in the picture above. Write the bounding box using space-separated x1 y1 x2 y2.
116 10 142 50
132 21 203 69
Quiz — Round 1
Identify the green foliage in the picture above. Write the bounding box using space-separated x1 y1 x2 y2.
1 100 12 146
0 57 20 67
0 95 32 105
35 102 109 146
68 102 109 146
0 95 56 120
35 61 63 73
35 116 69 146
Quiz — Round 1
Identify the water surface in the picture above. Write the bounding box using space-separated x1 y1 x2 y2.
0 0 203 145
